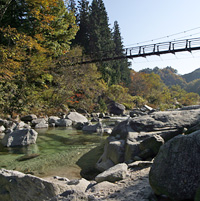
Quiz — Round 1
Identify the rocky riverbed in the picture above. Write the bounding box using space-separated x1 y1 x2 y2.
2 105 200 200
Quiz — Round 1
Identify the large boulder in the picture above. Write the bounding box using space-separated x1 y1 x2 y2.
108 101 125 115
48 116 60 124
66 112 88 124
21 114 37 122
149 130 200 200
96 137 125 172
55 119 72 127
139 134 164 156
2 128 38 147
111 119 135 139
0 169 68 201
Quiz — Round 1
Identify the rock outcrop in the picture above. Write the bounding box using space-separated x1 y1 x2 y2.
0 169 68 201
96 108 200 173
149 130 200 200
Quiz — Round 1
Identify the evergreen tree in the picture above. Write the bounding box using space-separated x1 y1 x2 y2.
73 0 90 53
89 0 114 58
112 21 130 85
89 0 115 84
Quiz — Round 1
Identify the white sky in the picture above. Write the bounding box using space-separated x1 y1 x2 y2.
76 0 200 75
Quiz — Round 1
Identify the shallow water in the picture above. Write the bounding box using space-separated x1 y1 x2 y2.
0 127 105 179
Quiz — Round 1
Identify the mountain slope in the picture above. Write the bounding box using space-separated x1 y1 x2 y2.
182 68 200 83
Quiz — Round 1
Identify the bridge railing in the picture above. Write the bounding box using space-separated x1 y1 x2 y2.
124 37 200 57
65 37 200 65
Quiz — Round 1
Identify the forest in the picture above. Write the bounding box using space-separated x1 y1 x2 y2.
0 0 199 117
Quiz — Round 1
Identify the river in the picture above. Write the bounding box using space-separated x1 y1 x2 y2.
0 127 106 179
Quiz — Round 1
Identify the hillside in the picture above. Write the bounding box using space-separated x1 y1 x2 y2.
140 67 187 87
182 68 200 83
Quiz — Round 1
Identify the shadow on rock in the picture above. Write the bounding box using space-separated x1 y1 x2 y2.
76 144 104 180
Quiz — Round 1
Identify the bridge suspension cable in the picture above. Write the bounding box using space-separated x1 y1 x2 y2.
68 37 200 65
124 26 200 47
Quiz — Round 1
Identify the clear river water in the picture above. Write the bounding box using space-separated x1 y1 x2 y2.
0 127 106 179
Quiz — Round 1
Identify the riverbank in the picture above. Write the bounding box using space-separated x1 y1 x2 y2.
2 106 200 200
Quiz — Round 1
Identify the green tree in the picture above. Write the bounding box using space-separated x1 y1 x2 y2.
0 0 78 115
112 21 130 85
73 0 90 53
89 0 115 84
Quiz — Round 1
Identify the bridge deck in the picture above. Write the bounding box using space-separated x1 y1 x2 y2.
69 37 200 65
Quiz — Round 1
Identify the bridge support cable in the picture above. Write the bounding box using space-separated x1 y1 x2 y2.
68 37 200 65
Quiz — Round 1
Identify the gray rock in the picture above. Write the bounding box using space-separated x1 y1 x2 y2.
82 122 102 132
0 125 5 133
87 181 116 193
124 133 140 161
0 169 68 201
35 121 49 129
95 163 128 183
32 118 48 128
139 134 164 156
15 121 31 129
49 116 60 124
149 130 200 200
74 122 85 130
66 112 88 124
55 119 72 127
108 101 125 115
107 140 125 164
96 137 115 172
21 114 37 122
2 128 38 147
111 119 135 139
96 137 124 172
66 178 90 192
96 158 115 173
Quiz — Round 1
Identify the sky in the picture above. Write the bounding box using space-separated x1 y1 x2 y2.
75 0 200 75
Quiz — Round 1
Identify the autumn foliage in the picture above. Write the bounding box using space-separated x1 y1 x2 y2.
0 0 199 116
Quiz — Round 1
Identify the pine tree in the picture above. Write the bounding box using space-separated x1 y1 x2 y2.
112 21 131 85
89 0 115 84
89 0 114 58
73 0 90 53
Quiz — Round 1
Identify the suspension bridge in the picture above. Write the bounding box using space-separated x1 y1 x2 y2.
70 37 200 65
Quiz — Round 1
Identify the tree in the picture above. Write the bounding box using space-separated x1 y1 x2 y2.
0 0 12 23
39 0 79 56
73 0 90 53
89 0 114 58
53 46 108 112
0 0 78 114
112 21 130 85
89 0 116 84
